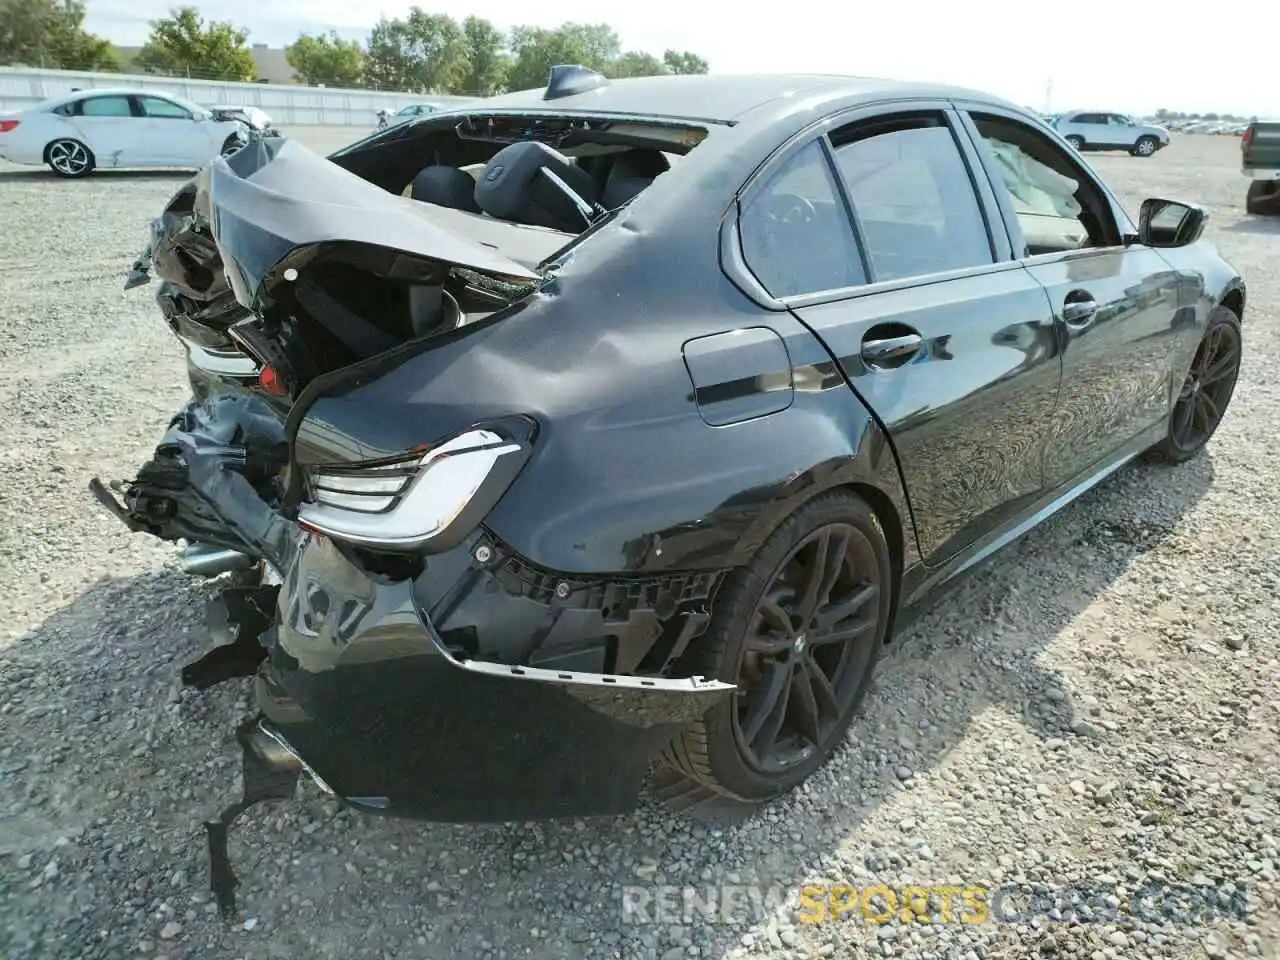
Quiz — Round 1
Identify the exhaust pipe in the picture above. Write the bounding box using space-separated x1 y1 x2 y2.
182 542 256 578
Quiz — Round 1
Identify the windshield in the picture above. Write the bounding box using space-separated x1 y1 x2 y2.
160 93 207 115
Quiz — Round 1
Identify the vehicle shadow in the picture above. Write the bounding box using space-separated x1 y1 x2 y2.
1221 214 1280 234
0 453 1214 959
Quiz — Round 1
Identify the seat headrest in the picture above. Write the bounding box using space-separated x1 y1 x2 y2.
474 141 601 232
608 149 670 180
410 165 481 212
601 149 670 209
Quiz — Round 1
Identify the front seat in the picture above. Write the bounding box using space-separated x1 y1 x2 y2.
410 165 481 213
601 149 670 209
474 141 602 232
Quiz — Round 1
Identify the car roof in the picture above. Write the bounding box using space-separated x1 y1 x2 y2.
43 88 183 107
475 73 1023 124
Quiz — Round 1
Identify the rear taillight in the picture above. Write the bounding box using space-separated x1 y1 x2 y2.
258 364 287 397
1242 126 1254 146
0 120 19 134
297 427 530 551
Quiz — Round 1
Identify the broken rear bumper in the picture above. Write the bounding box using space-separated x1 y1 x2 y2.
259 531 733 820
93 395 735 822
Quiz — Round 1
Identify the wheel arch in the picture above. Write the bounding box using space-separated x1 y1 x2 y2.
721 469 910 648
841 480 906 645
1220 285 1245 321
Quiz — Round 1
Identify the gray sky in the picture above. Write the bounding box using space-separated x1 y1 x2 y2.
83 0 1274 117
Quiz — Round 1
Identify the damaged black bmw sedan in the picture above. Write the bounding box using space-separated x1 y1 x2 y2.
95 66 1244 884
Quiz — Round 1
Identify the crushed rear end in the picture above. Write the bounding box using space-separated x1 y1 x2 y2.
92 131 732 913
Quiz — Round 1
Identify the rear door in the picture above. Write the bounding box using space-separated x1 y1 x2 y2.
953 104 1181 486
1070 112 1110 146
67 94 145 166
736 103 1062 565
135 95 216 165
1103 113 1139 148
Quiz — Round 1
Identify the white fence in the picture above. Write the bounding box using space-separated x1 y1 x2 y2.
0 67 479 126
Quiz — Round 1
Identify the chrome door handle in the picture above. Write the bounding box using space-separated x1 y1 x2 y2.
1062 298 1097 327
861 333 923 365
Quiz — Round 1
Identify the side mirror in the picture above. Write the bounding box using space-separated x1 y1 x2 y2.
1137 198 1207 247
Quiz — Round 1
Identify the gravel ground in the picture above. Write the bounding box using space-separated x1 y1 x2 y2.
1 129 1277 960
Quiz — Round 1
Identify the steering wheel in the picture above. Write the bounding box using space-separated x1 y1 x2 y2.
764 192 817 226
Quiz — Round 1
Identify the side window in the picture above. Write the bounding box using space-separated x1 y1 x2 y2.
140 97 192 120
78 96 132 118
1074 113 1102 125
739 139 866 298
830 117 994 283
968 112 1120 257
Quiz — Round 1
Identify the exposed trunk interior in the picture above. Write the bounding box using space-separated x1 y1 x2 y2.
132 111 709 402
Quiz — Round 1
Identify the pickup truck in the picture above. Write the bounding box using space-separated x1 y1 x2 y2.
1242 121 1280 214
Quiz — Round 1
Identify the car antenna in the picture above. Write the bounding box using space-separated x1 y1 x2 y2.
543 64 609 100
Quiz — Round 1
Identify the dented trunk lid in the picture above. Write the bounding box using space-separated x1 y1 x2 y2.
199 136 541 308
129 136 557 406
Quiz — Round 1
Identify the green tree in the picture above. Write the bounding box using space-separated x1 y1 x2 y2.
606 50 665 79
459 15 507 95
0 0 117 70
662 50 709 74
134 7 256 81
365 8 467 93
507 22 621 91
286 30 365 87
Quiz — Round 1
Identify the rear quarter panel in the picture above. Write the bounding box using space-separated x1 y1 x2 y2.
292 265 917 578
2 112 60 164
1152 240 1245 397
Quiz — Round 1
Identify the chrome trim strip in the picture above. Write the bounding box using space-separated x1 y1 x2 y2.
454 658 737 692
182 338 259 377
256 721 338 796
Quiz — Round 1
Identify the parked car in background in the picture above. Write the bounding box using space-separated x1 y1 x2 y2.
1052 111 1170 156
207 104 279 138
1242 120 1280 213
0 88 250 177
376 101 448 130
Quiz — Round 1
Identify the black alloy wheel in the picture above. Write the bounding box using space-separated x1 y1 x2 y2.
663 491 892 801
1155 306 1241 462
733 523 881 774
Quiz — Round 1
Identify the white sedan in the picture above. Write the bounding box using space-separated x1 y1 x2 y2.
0 88 250 178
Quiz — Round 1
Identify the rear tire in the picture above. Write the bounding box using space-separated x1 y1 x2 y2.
1151 306 1241 463
1246 180 1279 215
1132 136 1159 157
1065 135 1085 151
661 491 893 801
45 138 94 178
